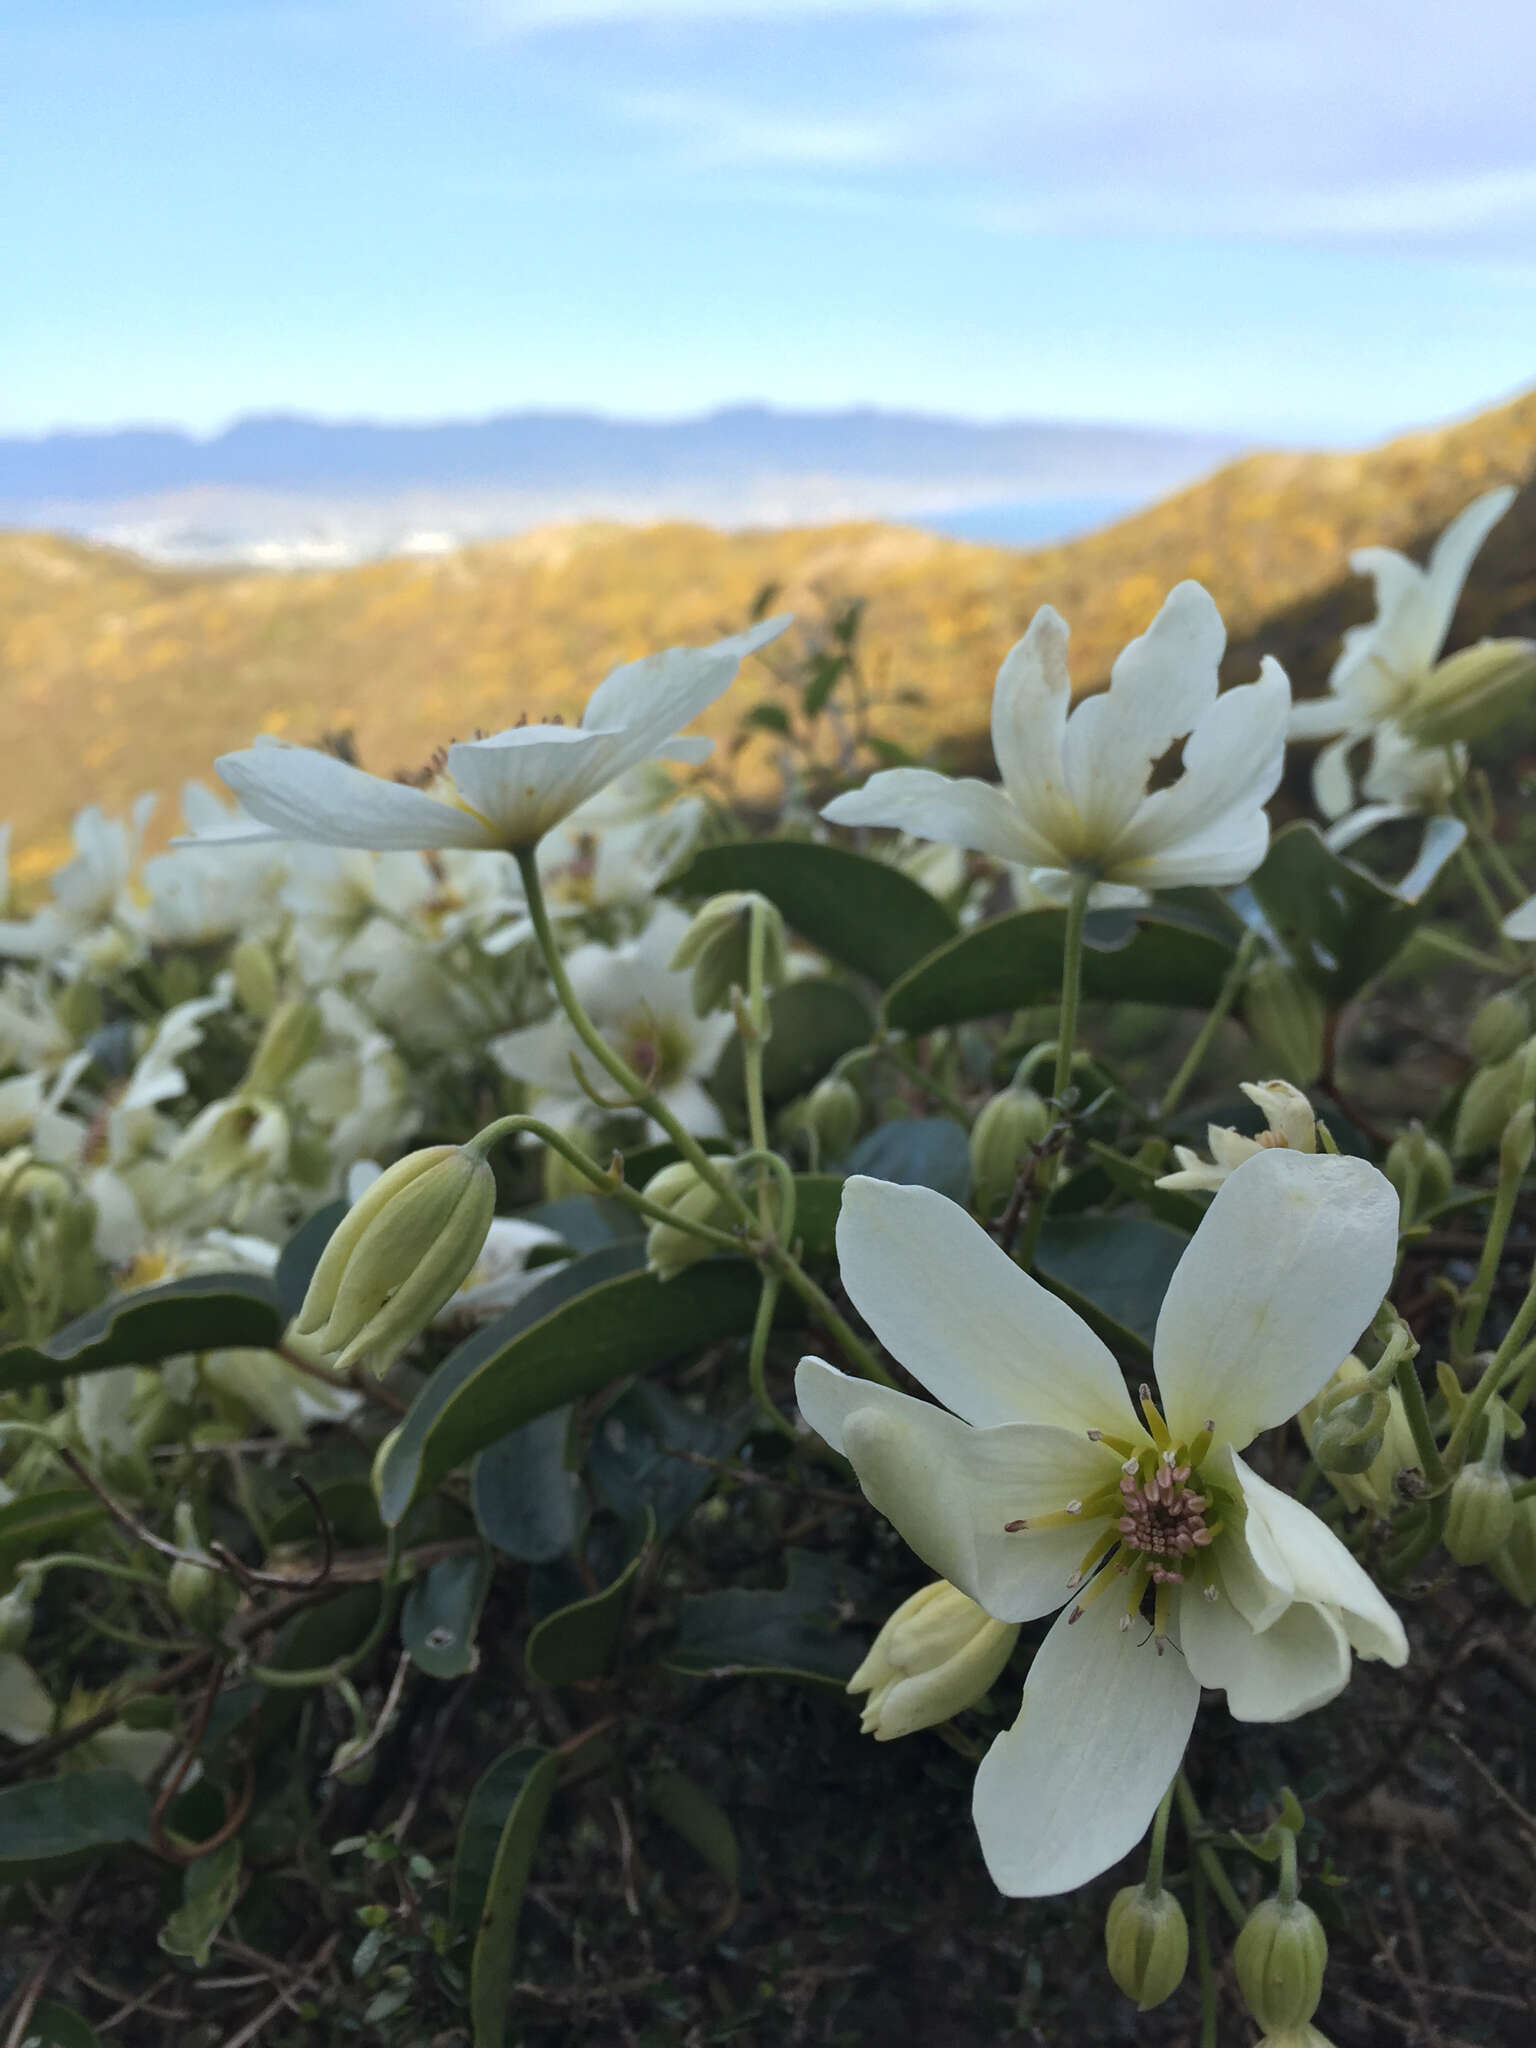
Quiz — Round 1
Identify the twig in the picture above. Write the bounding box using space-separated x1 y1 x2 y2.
220 1932 340 2048
324 1649 411 1778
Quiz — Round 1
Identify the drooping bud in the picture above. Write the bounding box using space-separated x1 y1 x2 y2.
641 1160 733 1280
294 1144 496 1374
1468 991 1530 1066
1453 1042 1533 1157
802 1075 863 1160
166 1503 231 1632
847 1580 1019 1741
1444 1461 1516 1566
1308 1391 1385 1476
669 892 787 1016
969 1085 1051 1216
1234 1896 1328 2032
1383 1125 1453 1223
1298 1357 1420 1515
230 937 281 1020
330 1734 377 1787
1403 637 1536 748
1243 958 1326 1087
1105 1883 1189 2011
245 997 324 1095
1502 1099 1536 1180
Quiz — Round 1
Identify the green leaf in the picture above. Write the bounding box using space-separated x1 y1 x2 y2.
22 2004 103 2048
802 649 847 718
712 978 873 1111
520 1194 644 1250
0 1273 285 1395
0 1771 151 1872
845 1118 970 1203
274 1199 346 1317
645 1768 739 1891
588 1383 746 1538
402 1550 493 1679
523 1510 653 1685
468 1748 560 2048
790 1173 846 1259
1084 1142 1206 1233
667 1548 875 1687
452 1745 556 1936
741 701 791 736
1246 819 1462 1002
883 908 1236 1034
0 1490 106 1582
670 840 957 986
376 1245 772 1525
473 1408 581 1562
158 1837 242 1968
1034 1214 1188 1360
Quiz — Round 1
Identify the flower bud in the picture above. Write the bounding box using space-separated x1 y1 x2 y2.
1105 1884 1189 2010
1308 1391 1385 1477
230 937 281 1020
802 1075 862 1160
641 1161 732 1280
246 997 324 1095
0 1569 40 1652
969 1086 1051 1216
848 1580 1019 1741
1468 991 1530 1066
1234 1896 1328 2031
330 1734 376 1786
1503 1099 1536 1179
1298 1357 1420 1515
1454 1043 1532 1157
294 1144 496 1374
167 1503 230 1632
1403 637 1536 748
1255 2029 1337 2048
670 891 786 1016
1244 958 1326 1087
1383 1125 1453 1222
1444 1461 1516 1566
1490 1494 1536 1605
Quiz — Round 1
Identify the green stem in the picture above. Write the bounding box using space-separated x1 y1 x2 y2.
1444 1261 1536 1469
1142 1775 1177 1897
1159 930 1260 1120
245 1533 403 1689
1457 838 1518 954
25 1553 164 1592
743 899 773 1229
1511 1474 1536 1504
879 1039 973 1124
1175 1773 1245 1930
1393 1347 1449 1496
1450 1137 1524 1363
763 1246 896 1387
1192 1868 1219 2048
471 1112 743 1250
746 1272 792 1436
1052 870 1095 1108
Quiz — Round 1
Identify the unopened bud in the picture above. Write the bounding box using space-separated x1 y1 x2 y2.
246 998 324 1095
167 1503 229 1631
1444 1461 1516 1566
230 937 281 1020
1234 1896 1328 2031
1502 1099 1535 1179
330 1735 376 1787
1468 991 1530 1066
802 1075 863 1160
670 891 786 1016
1383 1125 1453 1222
848 1580 1019 1740
0 1569 40 1652
294 1144 496 1374
969 1086 1051 1216
1404 637 1536 748
1105 1884 1189 2011
1309 1391 1385 1477
1244 958 1326 1088
641 1160 733 1280
1454 1043 1532 1157
1490 1495 1536 1606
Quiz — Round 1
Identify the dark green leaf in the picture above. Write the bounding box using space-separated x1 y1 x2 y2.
23 2004 103 2048
274 1200 346 1318
1034 1214 1188 1359
0 1274 285 1395
0 1490 106 1581
523 1510 652 1684
670 840 957 986
158 1838 242 1967
741 701 791 736
846 1118 970 1203
452 1745 555 1935
473 1408 580 1561
0 1771 151 1871
883 908 1236 1034
790 1173 846 1259
520 1194 644 1249
668 1548 874 1686
376 1245 772 1524
713 978 873 1111
588 1383 746 1537
402 1551 493 1679
468 1749 561 2048
645 1768 739 1890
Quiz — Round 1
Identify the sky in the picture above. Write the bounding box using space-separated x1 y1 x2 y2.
2 0 1534 445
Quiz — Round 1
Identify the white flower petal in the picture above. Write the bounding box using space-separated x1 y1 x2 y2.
1178 1577 1350 1722
1230 1450 1408 1665
447 728 628 848
1152 1150 1398 1449
1504 893 1536 943
822 768 1049 866
579 617 789 738
989 607 1077 850
971 1590 1200 1896
1325 803 1413 853
1312 735 1360 821
0 1653 55 1744
835 1177 1142 1435
216 746 494 852
1420 486 1517 666
797 1361 1123 1623
1287 697 1355 741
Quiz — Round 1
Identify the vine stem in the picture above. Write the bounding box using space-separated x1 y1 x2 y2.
1142 1774 1177 1896
1015 870 1094 1273
1159 929 1260 1120
1444 1260 1536 1468
1175 1773 1246 1929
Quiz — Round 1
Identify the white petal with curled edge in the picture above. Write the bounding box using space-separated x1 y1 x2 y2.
989 607 1077 850
580 617 790 739
1230 1449 1408 1665
0 1652 54 1744
1421 487 1517 664
1503 893 1536 943
1152 1151 1398 1450
215 746 495 852
834 1177 1142 1436
1178 1576 1351 1722
796 1362 1123 1623
823 768 1051 866
971 1588 1200 1897
1111 656 1288 868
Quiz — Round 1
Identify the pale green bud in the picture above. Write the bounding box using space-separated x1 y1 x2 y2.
1105 1884 1189 2011
670 891 786 1016
1243 958 1327 1088
802 1076 863 1160
1454 1042 1533 1157
1444 1462 1516 1566
1298 1357 1421 1515
1490 1495 1536 1605
1502 1099 1536 1179
1308 1391 1385 1477
641 1161 732 1280
295 1145 496 1374
370 1426 404 1507
969 1086 1050 1216
167 1503 230 1631
1234 1897 1328 2032
246 997 324 1095
1468 991 1530 1066
230 937 281 1020
1383 1125 1453 1222
0 1570 40 1652
330 1735 376 1787
1403 637 1536 748
847 1580 1019 1740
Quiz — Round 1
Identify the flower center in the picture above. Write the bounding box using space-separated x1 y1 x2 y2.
1116 1458 1213 1579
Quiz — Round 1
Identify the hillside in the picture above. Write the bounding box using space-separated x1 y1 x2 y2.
3 386 1534 880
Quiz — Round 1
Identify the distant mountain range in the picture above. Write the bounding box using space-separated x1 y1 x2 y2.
0 405 1239 565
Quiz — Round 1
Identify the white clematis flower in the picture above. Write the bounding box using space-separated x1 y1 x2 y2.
822 583 1289 909
203 620 787 855
1156 1081 1317 1194
796 1157 1406 1897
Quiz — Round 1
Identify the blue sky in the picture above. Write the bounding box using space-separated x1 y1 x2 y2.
2 0 1533 443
